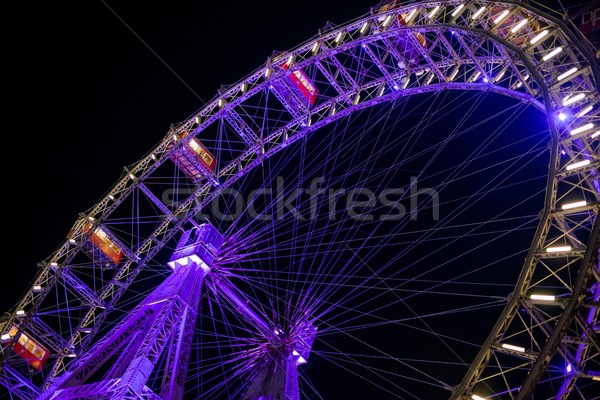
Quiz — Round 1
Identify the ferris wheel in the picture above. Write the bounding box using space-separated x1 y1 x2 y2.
1 1 599 399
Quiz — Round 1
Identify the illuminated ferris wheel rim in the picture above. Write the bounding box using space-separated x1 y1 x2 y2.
68 0 581 237
141 0 598 217
3 1 599 399
83 1 600 397
44 0 600 359
173 3 594 178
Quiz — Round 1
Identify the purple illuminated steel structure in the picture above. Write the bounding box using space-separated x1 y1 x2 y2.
36 224 315 400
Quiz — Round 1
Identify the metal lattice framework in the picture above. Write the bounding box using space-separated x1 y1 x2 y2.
1 0 598 399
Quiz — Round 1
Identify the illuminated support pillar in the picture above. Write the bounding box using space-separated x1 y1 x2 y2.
241 322 317 400
37 223 224 400
37 222 317 400
208 271 318 400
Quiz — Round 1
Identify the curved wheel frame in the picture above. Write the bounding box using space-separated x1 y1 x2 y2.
1 1 598 399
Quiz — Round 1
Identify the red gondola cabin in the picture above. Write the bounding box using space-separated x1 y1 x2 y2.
2 326 50 371
280 62 319 106
179 130 217 172
82 222 124 265
378 1 427 64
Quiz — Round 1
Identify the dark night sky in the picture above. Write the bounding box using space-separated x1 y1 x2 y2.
1 0 593 369
3 0 376 310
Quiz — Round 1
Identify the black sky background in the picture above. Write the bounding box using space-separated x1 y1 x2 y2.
3 0 375 311
1 0 591 325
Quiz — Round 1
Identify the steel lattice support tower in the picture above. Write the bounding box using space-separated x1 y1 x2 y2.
36 224 223 400
35 224 316 400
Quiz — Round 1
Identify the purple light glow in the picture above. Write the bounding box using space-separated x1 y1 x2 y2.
558 112 567 121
